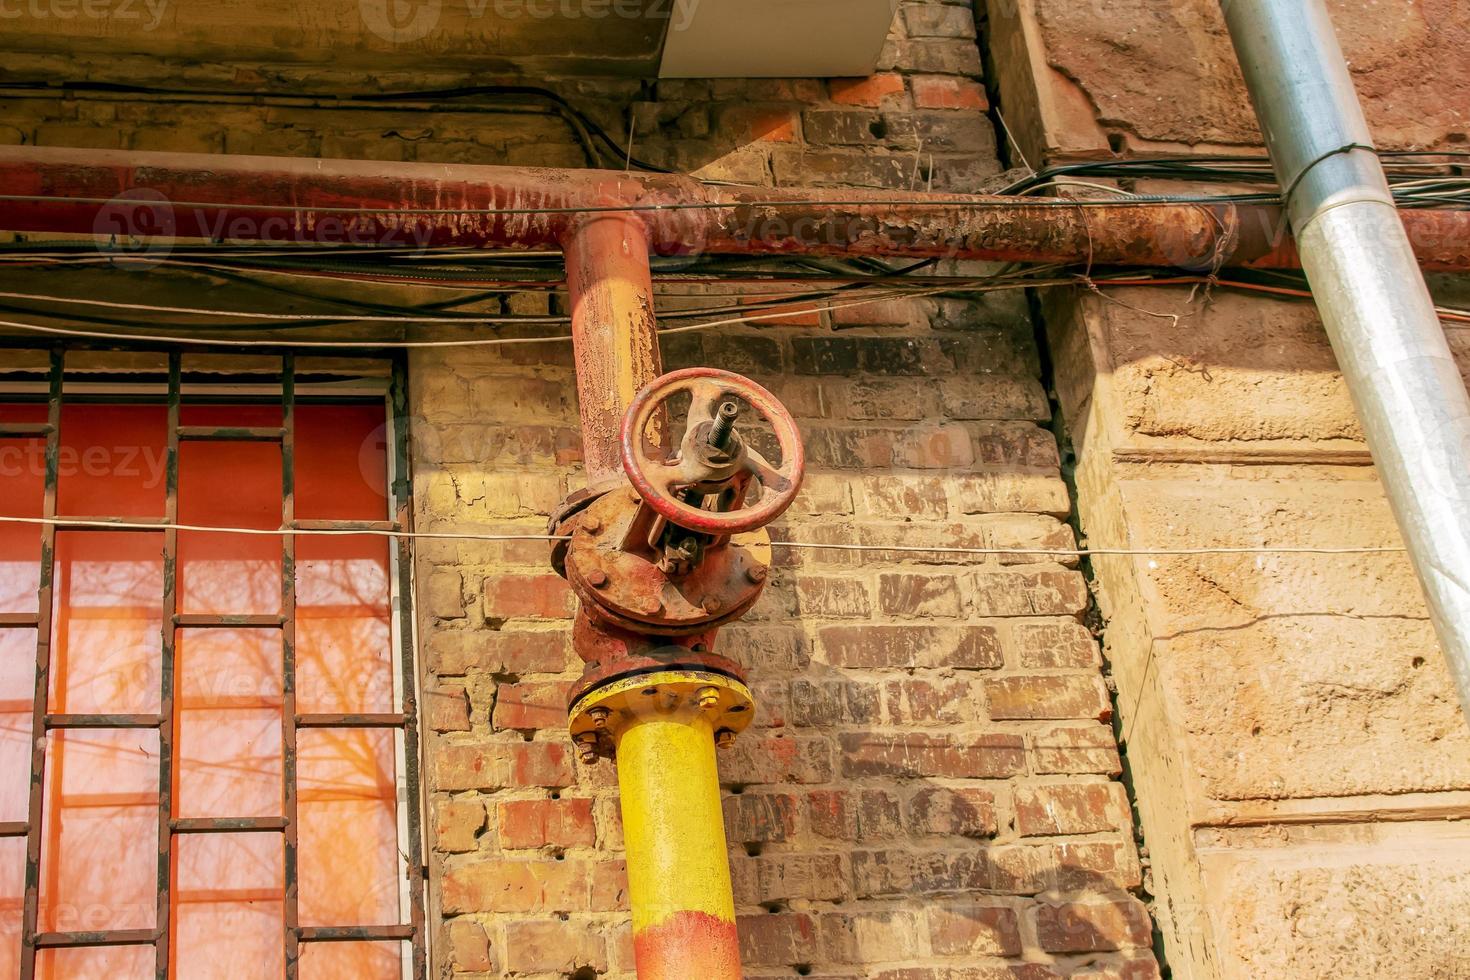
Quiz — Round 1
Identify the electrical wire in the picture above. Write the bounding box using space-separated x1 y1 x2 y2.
0 516 1408 558
0 280 1052 348
0 80 671 173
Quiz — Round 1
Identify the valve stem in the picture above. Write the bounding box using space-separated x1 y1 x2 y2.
708 399 740 451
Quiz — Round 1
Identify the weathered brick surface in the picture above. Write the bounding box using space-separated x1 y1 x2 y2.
10 2 1156 977
985 0 1469 164
397 34 1147 964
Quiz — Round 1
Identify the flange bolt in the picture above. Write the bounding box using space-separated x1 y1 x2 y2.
715 729 736 750
575 733 600 764
697 686 720 711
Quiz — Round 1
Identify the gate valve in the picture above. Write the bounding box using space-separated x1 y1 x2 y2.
560 368 805 639
621 367 805 538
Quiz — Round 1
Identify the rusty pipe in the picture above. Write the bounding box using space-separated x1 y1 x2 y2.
563 212 665 484
4 145 1470 270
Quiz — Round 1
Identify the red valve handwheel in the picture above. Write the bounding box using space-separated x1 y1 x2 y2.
621 367 805 536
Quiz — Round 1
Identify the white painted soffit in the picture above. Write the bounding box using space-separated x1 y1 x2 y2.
659 0 900 78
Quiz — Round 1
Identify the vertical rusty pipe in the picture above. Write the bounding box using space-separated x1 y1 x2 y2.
563 213 665 485
562 220 742 979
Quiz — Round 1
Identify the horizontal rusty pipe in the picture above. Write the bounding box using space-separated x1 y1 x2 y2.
3 145 1469 270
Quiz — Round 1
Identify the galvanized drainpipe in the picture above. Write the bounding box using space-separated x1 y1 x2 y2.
1221 0 1470 723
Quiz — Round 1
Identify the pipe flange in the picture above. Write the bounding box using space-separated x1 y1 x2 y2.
568 669 755 764
564 489 771 637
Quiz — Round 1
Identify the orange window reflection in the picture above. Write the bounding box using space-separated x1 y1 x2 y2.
0 399 407 980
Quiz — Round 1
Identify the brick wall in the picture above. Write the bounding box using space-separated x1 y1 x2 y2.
402 4 1157 977
983 1 1470 977
5 1 1160 976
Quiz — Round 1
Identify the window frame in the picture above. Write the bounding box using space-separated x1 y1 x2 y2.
0 348 427 980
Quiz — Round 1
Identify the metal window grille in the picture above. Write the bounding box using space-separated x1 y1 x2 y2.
0 349 426 980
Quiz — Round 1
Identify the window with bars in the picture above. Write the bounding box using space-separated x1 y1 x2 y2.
0 351 425 980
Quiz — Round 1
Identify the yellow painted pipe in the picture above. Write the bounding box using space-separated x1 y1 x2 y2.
616 705 741 979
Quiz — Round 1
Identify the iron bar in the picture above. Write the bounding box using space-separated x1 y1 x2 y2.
391 355 429 980
0 614 39 628
34 930 158 949
171 817 287 833
156 351 180 980
19 349 61 980
3 145 1468 270
176 425 286 442
292 519 396 533
295 713 407 728
0 822 27 838
172 614 285 628
280 353 301 980
297 925 415 943
0 424 52 437
45 714 163 730
1222 0 1470 726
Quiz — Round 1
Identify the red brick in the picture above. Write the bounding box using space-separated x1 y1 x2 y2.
721 735 834 785
442 918 494 973
895 424 976 469
831 300 915 327
588 858 629 912
434 798 487 853
840 732 1025 779
737 912 818 967
441 858 589 913
906 787 998 838
829 73 907 107
795 576 872 617
1015 619 1101 669
1046 841 1143 892
928 900 1023 956
1015 782 1129 837
731 852 847 904
427 629 570 676
882 678 983 726
497 798 595 850
1035 897 1153 953
986 675 1111 721
818 625 1003 670
491 680 571 732
911 75 990 111
969 568 1089 616
723 792 800 844
790 678 879 728
807 789 901 842
426 685 471 733
1031 725 1123 776
719 106 798 142
818 909 926 962
482 573 573 620
740 295 825 326
508 741 574 788
501 918 607 973
851 845 1056 898
434 739 573 792
878 573 964 618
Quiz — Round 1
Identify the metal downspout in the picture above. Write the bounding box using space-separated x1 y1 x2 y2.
1221 0 1470 723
